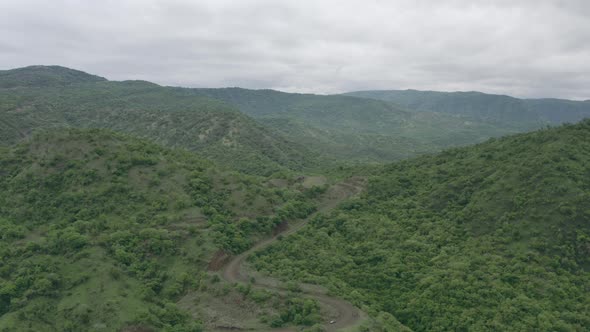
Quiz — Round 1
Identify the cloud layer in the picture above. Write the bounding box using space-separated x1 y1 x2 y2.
1 0 589 99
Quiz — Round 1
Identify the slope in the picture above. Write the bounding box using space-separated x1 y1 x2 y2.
0 128 321 331
252 120 590 331
0 65 107 88
0 67 318 175
194 88 517 163
345 89 590 128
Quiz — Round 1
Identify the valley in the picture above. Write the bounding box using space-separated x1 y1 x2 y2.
0 66 588 332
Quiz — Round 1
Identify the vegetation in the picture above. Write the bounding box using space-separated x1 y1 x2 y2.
345 89 590 128
253 121 590 331
9 66 587 170
0 67 319 176
267 298 321 328
2 65 589 331
0 129 318 331
194 87 520 163
0 65 106 88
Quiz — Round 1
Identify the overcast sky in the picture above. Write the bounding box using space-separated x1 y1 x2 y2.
1 0 589 99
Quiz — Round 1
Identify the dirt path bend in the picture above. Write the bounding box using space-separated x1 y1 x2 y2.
220 178 366 332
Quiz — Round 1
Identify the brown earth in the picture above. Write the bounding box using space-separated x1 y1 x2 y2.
208 250 232 272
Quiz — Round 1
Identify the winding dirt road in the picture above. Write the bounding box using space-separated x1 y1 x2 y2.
220 178 366 331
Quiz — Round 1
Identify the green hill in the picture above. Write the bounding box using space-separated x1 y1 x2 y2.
0 129 320 331
0 68 318 175
194 88 518 163
0 65 107 88
344 89 590 128
252 120 590 331
0 66 543 169
2 65 589 331
525 98 590 124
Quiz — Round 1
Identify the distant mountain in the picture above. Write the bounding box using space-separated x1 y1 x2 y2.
0 65 107 88
4 66 587 172
253 120 590 331
0 67 318 175
344 89 590 128
525 98 590 124
193 88 519 163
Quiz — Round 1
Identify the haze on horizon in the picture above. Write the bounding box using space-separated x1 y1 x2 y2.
1 0 589 100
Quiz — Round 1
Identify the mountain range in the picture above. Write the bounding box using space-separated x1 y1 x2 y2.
345 89 590 127
4 65 590 172
0 65 588 332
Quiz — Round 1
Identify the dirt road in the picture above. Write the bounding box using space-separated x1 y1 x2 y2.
220 178 366 331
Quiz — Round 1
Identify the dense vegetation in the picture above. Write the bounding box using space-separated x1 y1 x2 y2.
253 121 590 331
8 66 586 169
2 65 589 331
345 89 590 128
0 129 319 331
0 66 318 176
194 88 519 163
4 66 590 170
0 65 106 88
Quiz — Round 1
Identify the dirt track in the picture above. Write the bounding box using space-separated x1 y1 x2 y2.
220 178 366 331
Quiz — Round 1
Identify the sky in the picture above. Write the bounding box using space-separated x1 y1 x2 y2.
1 0 589 99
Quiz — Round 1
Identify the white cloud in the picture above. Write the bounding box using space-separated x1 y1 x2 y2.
1 0 589 99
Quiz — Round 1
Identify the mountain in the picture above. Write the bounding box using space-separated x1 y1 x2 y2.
1 65 589 331
525 98 590 124
0 66 548 169
193 88 519 163
0 65 107 88
252 120 590 331
0 129 320 331
0 67 318 175
344 89 590 128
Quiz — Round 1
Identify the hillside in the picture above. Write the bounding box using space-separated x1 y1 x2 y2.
0 68 318 175
345 89 590 128
252 120 590 331
193 88 518 163
0 66 540 169
2 66 588 331
0 65 107 88
0 129 323 331
525 98 590 124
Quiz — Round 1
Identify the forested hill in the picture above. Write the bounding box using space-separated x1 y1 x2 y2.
0 65 107 88
0 66 318 175
6 66 578 170
253 120 590 331
193 87 519 162
344 89 590 128
0 129 321 331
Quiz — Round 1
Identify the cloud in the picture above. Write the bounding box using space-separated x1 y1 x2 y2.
1 0 589 99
